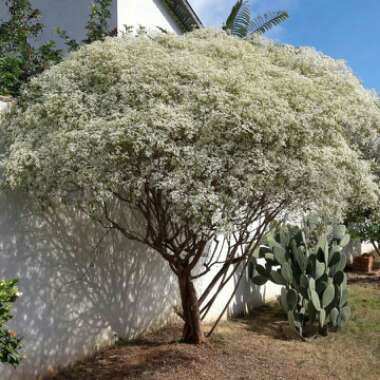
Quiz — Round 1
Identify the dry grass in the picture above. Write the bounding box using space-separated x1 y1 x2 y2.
47 278 380 380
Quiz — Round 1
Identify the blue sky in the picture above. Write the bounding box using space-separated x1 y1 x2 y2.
191 0 380 94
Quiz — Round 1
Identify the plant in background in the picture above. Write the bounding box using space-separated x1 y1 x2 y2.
57 0 116 52
0 279 21 366
345 207 380 257
1 30 379 344
223 0 288 38
1 0 117 96
252 215 351 339
0 57 23 97
85 0 116 43
0 0 63 97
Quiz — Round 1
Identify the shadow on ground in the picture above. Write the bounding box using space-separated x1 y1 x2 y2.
46 325 203 380
232 303 292 342
46 279 380 380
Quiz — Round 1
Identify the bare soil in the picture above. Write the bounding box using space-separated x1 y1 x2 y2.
47 277 380 380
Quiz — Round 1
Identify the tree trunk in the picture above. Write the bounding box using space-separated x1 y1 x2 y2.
178 273 204 344
370 240 380 257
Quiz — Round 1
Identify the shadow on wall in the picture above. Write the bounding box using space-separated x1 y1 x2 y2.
229 263 264 318
0 192 178 380
229 259 282 318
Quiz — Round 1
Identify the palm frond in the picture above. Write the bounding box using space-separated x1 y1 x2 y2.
224 0 243 30
231 1 251 38
224 0 251 38
248 11 288 36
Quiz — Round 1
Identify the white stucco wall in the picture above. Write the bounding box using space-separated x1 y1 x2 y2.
197 235 281 323
0 191 178 380
0 189 280 380
118 0 181 34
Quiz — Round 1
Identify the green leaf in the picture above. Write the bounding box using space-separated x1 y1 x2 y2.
293 243 307 272
340 234 350 247
252 275 268 286
225 0 251 38
279 228 290 247
316 280 327 295
224 0 245 30
300 274 309 290
341 306 351 323
308 301 317 323
322 284 335 308
287 310 301 334
273 246 286 265
286 288 298 311
333 225 346 240
323 237 329 265
264 252 275 262
270 270 287 286
329 251 341 267
255 264 268 277
330 307 339 327
331 242 342 255
334 254 347 273
315 260 325 279
281 262 293 284
280 287 288 312
319 309 326 327
334 271 345 286
340 288 349 307
308 288 321 311
248 11 289 36
308 277 316 290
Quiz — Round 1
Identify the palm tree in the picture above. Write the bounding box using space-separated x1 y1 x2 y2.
223 0 288 38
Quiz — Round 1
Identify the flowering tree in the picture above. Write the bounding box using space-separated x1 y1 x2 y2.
1 30 379 344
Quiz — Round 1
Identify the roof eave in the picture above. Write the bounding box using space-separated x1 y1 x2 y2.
161 0 203 33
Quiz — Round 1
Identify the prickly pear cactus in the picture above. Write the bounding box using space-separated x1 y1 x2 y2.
251 215 351 338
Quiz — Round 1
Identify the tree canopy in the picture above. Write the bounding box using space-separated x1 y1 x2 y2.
2 30 378 216
1 29 379 343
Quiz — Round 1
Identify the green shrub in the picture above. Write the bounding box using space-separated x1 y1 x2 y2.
0 0 63 97
0 56 24 96
252 216 351 339
0 279 21 366
345 207 380 256
0 0 116 97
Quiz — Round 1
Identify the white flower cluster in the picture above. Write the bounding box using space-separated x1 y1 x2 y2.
1 29 379 230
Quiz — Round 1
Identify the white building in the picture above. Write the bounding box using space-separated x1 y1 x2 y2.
0 0 203 47
0 2 280 379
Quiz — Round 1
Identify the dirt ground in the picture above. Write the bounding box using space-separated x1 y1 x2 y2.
47 276 380 380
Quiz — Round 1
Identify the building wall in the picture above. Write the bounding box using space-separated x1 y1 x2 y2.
0 1 118 50
0 0 181 52
117 0 181 34
197 235 282 322
0 190 179 380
